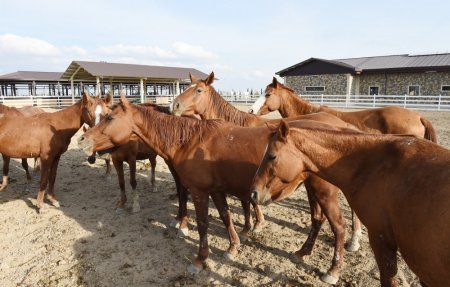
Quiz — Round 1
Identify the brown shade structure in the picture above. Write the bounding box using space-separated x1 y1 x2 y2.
61 61 208 103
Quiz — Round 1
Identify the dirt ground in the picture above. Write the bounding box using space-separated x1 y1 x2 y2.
0 108 448 287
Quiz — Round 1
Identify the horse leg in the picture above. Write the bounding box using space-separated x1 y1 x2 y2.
149 154 157 192
112 158 126 212
239 200 253 241
0 154 10 191
168 164 189 237
252 201 266 232
187 189 209 274
46 155 61 207
21 158 32 181
293 180 326 259
211 192 240 260
36 157 51 211
34 157 41 172
104 159 112 181
368 231 398 287
346 210 363 252
313 184 346 284
128 157 140 213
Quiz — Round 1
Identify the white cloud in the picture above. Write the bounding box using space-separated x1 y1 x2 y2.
0 34 60 56
97 44 176 58
63 46 87 56
173 42 216 59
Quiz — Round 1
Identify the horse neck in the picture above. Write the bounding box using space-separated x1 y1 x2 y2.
292 129 392 196
279 90 321 117
205 90 263 127
131 106 219 161
49 102 84 134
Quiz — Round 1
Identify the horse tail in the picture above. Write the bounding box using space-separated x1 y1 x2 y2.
420 117 437 143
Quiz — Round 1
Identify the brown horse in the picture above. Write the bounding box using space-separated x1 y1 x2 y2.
251 120 450 287
78 95 365 276
250 77 437 142
0 104 45 191
171 72 363 282
87 103 173 214
0 92 111 211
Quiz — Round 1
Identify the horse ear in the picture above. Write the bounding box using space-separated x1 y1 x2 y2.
104 92 112 105
205 72 215 86
82 91 90 105
278 120 290 141
119 90 130 110
272 77 278 88
82 125 88 133
189 72 198 83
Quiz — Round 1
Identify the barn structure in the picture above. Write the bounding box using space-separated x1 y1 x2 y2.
0 61 207 106
277 53 450 97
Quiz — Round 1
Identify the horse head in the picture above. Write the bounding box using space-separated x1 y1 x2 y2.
78 92 135 156
249 77 286 115
171 71 215 118
251 120 308 205
81 91 113 128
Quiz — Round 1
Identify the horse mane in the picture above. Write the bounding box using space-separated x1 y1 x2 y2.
131 104 222 149
208 87 258 126
138 103 171 115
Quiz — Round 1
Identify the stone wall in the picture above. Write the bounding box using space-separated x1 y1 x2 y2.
285 74 348 95
285 72 450 96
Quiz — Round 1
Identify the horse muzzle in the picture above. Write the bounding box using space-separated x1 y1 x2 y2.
250 187 272 206
78 136 94 156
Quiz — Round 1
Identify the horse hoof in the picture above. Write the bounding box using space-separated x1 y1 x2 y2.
320 273 339 285
115 208 125 214
238 232 250 242
223 252 235 261
132 205 140 213
51 201 61 208
187 264 202 275
170 219 181 229
345 241 360 252
177 228 189 238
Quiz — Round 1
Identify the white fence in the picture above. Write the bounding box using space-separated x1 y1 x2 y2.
224 94 450 111
0 94 175 108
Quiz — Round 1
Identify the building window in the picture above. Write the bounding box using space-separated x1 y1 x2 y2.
441 85 450 92
369 86 379 95
305 86 325 92
408 85 420 96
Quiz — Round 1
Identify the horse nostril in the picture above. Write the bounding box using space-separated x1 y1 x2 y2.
175 103 180 109
80 136 84 141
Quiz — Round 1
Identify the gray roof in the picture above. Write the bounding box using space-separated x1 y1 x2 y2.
0 71 63 81
277 53 450 76
60 60 209 82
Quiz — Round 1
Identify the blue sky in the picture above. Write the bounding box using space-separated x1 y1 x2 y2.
0 0 449 91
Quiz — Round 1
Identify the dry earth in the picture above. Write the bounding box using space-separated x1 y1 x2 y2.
0 107 448 287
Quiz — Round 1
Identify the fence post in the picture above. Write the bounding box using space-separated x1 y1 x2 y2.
321 94 324 105
438 94 441 111
403 94 407 108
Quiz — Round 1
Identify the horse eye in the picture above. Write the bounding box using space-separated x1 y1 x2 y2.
268 154 277 161
106 114 113 121
265 94 270 98
197 89 202 93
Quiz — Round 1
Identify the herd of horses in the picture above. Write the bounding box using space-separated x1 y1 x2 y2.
0 73 449 286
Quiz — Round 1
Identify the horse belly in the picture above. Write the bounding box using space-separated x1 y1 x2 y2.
0 133 41 158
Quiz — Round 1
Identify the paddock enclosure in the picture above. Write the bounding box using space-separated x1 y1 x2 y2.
0 106 448 286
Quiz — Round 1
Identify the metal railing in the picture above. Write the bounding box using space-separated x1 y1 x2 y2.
223 94 450 111
0 94 175 108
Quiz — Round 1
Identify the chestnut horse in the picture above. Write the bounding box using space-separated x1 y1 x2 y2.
250 77 437 143
0 104 44 191
78 95 363 276
0 92 110 211
251 120 450 287
87 103 173 214
171 72 363 282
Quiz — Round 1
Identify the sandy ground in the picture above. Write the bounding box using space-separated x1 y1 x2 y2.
0 107 448 287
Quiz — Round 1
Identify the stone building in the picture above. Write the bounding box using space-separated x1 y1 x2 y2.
277 53 450 96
